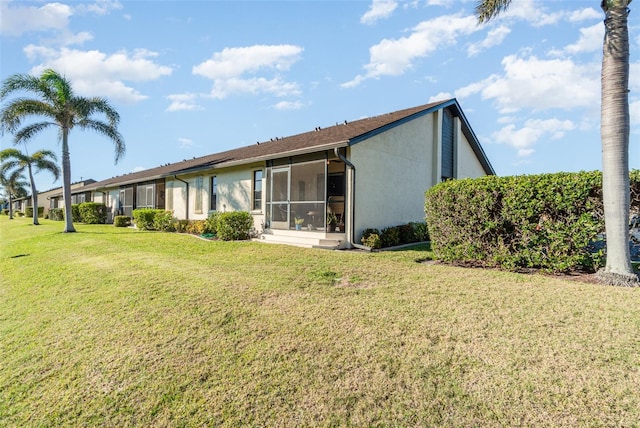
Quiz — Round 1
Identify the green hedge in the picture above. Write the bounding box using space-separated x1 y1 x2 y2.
153 210 177 232
48 208 64 221
25 206 45 218
132 208 166 230
114 216 131 227
425 171 640 273
360 222 429 250
78 202 107 224
70 204 82 223
216 211 253 241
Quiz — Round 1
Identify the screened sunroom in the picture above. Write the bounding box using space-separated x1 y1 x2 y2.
265 151 346 232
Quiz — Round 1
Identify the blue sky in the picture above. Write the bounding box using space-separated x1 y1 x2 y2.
1 0 639 193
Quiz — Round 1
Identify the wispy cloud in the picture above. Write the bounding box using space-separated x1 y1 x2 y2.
343 13 480 87
360 0 398 25
193 44 303 99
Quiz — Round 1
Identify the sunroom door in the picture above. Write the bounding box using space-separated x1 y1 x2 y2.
269 167 290 229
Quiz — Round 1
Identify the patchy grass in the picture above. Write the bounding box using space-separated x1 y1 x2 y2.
1 216 640 426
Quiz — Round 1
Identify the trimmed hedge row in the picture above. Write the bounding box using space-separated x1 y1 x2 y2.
425 171 640 273
47 203 107 224
360 222 429 250
25 206 45 218
130 209 253 241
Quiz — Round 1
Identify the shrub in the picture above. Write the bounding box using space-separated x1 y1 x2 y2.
185 220 207 235
424 171 640 273
360 228 381 249
380 226 401 248
153 210 176 232
205 212 220 234
1 209 8 216
15 211 24 217
114 216 131 227
132 208 165 230
362 233 381 249
409 221 430 242
70 204 82 223
48 208 64 221
25 207 45 218
216 211 253 241
78 202 107 224
175 220 190 233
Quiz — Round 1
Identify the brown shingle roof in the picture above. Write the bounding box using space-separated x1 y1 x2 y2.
85 99 492 191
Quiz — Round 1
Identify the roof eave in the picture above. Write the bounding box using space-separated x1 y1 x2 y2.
169 140 350 177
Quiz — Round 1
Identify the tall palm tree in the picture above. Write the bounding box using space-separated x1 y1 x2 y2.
0 69 125 232
0 148 60 225
476 0 637 285
0 168 28 220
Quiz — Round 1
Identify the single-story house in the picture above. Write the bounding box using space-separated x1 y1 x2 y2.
12 179 96 217
79 98 494 248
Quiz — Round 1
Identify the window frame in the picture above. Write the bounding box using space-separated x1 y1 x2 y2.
252 169 263 212
210 176 217 212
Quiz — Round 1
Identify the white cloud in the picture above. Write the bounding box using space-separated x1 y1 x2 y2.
467 25 511 57
343 13 480 87
193 44 303 100
193 45 303 79
0 1 72 36
491 118 575 157
568 8 601 22
273 100 305 110
166 93 203 112
500 0 563 27
550 23 603 56
178 138 194 149
360 0 398 25
428 92 452 103
461 54 599 113
25 45 173 103
74 0 123 16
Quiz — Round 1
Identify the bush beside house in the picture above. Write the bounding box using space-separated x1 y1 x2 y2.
425 171 640 273
25 207 45 218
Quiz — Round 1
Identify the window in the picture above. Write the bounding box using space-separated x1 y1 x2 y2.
195 176 203 214
166 181 173 211
210 176 217 211
253 170 263 211
136 183 154 208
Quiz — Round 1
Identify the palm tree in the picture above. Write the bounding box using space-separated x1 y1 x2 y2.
0 148 60 225
0 69 125 232
0 168 28 220
476 0 637 285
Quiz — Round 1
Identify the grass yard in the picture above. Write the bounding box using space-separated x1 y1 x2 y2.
1 216 639 426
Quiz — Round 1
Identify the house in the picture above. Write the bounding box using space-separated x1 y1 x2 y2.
81 99 494 248
11 179 96 217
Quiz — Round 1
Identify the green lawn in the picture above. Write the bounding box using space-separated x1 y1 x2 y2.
1 216 639 426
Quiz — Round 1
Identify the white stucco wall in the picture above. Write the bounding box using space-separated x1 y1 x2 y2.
455 118 487 179
348 111 489 242
349 112 437 240
172 163 265 231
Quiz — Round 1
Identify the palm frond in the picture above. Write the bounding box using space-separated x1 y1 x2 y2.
78 119 126 163
74 96 120 126
475 0 513 23
14 122 56 145
0 99 56 134
40 69 73 106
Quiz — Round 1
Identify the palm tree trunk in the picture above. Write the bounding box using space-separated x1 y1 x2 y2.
598 3 637 285
27 164 39 225
8 194 14 219
61 128 76 233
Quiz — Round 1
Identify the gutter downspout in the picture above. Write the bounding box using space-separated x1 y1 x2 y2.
334 147 368 250
174 175 189 220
